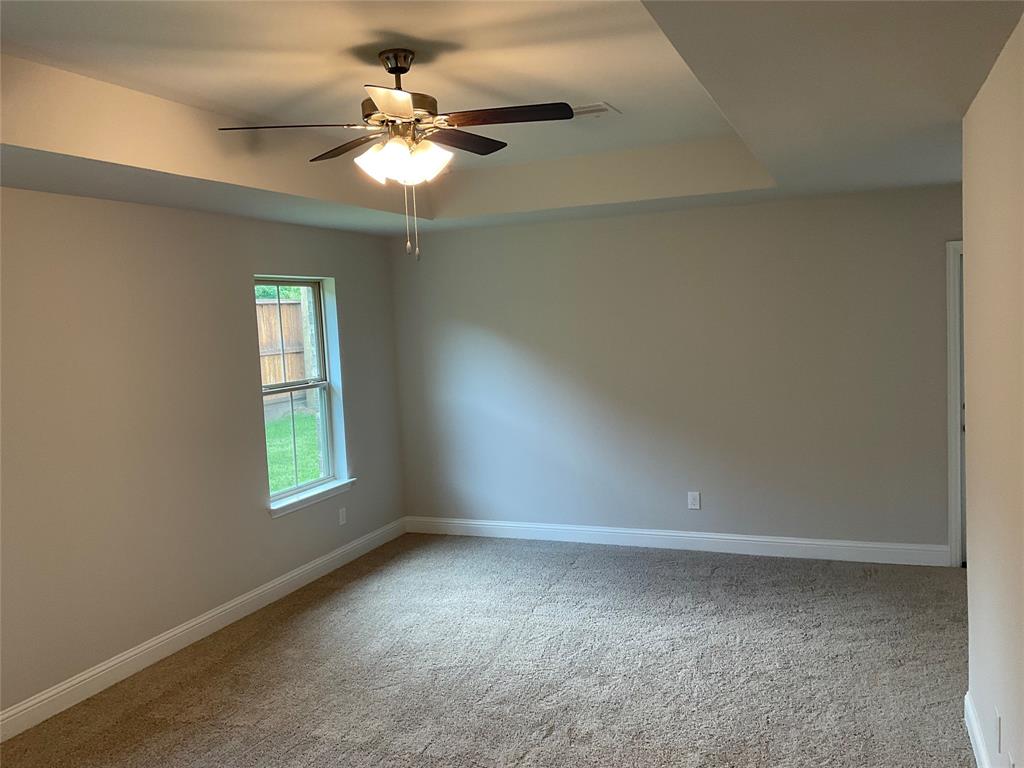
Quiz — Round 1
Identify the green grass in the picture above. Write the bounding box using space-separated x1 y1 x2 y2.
265 410 325 494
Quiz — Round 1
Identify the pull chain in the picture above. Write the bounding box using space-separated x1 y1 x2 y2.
412 185 421 260
403 184 412 256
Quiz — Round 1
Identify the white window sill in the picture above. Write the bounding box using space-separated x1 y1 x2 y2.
268 477 356 518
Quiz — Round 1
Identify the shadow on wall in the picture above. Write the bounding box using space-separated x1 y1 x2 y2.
397 194 955 543
418 320 933 538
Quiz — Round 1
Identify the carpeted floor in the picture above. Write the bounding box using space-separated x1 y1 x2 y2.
2 534 972 767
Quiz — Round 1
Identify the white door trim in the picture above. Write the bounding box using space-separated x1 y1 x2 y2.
946 240 965 567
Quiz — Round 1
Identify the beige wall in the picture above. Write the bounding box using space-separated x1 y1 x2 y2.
0 188 404 708
434 137 775 221
394 186 961 544
963 15 1024 763
0 179 972 719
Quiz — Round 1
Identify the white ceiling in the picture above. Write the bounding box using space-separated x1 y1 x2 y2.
2 1 1021 232
0 0 735 168
644 0 1024 192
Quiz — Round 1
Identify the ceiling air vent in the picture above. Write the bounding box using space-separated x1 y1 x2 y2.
571 102 622 119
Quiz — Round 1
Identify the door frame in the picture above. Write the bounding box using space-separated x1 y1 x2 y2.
946 240 965 567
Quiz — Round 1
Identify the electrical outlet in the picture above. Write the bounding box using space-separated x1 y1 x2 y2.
687 491 701 510
338 507 347 526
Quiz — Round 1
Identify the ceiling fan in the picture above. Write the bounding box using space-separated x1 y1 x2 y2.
219 48 575 186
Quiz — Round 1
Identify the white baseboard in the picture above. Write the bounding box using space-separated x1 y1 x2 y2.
403 516 951 567
0 519 404 742
965 691 993 768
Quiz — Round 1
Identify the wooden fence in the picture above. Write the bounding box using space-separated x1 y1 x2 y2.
256 299 320 418
256 299 311 386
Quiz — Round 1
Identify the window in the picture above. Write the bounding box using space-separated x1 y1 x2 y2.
255 279 335 502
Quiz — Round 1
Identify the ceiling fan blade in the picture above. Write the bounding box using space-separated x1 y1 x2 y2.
429 129 508 156
364 85 415 119
309 133 382 163
443 102 574 128
219 123 369 131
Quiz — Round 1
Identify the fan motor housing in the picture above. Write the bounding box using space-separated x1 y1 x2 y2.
361 93 438 125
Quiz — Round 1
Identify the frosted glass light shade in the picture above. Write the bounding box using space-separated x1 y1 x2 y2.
409 140 453 183
353 137 453 186
353 142 388 184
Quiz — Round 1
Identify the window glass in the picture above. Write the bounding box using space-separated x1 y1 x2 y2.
255 280 332 498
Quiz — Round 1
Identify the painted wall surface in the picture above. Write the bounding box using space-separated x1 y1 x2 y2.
0 189 404 708
963 15 1024 762
434 137 776 221
394 186 961 545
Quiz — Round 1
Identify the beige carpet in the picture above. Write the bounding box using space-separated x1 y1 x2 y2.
2 534 972 767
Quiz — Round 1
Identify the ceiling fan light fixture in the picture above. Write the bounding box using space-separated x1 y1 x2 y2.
219 46 574 259
353 136 452 186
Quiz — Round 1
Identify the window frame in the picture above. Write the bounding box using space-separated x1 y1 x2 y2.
255 277 337 503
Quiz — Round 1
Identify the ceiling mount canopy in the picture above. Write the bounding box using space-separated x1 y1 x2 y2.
378 47 415 79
